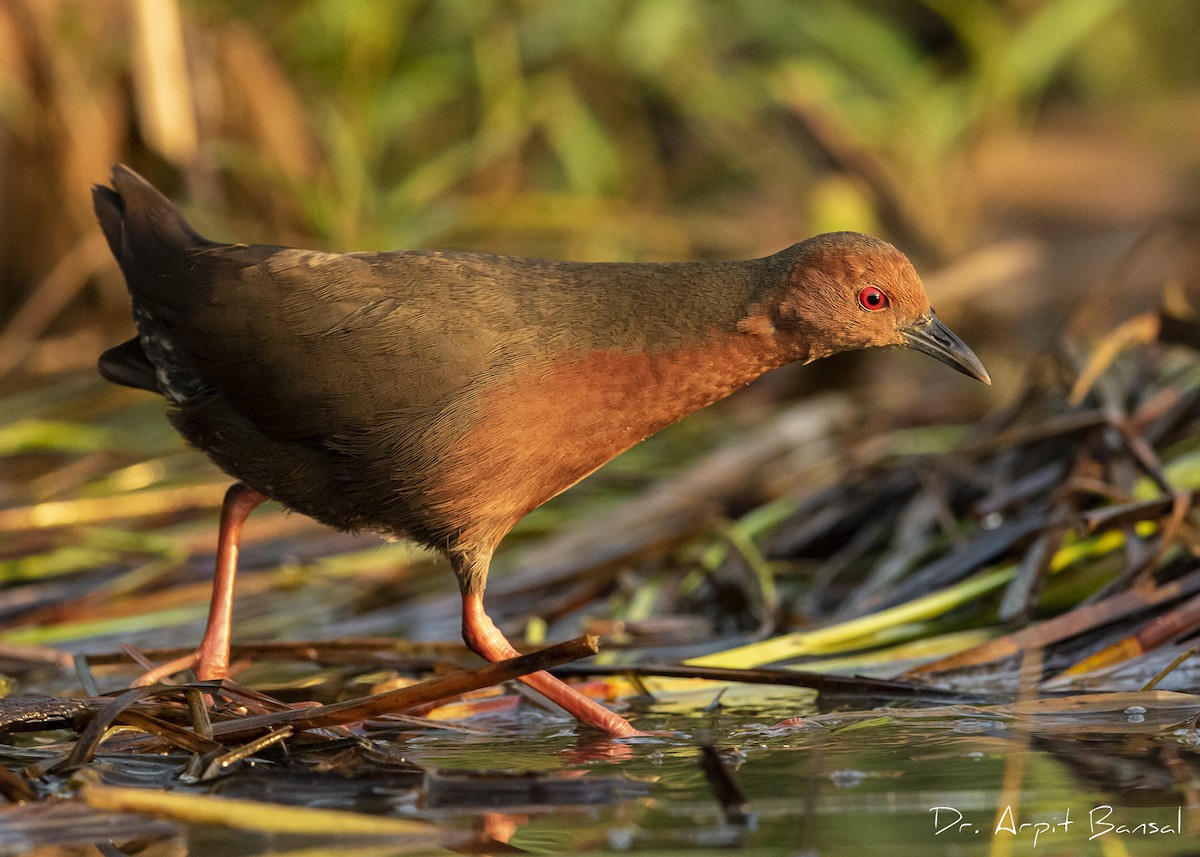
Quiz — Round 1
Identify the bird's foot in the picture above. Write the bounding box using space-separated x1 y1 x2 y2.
461 593 643 738
129 644 229 687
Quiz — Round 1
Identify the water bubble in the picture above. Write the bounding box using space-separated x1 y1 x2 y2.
1124 705 1147 723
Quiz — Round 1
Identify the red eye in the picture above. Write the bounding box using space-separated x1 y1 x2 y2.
858 286 888 311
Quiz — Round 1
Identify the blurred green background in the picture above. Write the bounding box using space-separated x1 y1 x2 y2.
1 0 1199 396
2 12 1200 844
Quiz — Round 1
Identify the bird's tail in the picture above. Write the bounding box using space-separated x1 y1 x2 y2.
95 165 213 393
92 164 212 287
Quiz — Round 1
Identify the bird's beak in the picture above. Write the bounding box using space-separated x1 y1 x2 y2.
902 312 991 385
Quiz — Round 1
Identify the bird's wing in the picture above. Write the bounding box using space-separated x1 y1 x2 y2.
95 166 546 445
151 244 508 443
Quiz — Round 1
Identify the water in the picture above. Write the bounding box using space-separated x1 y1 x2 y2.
4 689 1196 856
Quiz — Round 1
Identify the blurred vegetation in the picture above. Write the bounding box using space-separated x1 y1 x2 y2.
3 13 1200 841
1 0 1199 384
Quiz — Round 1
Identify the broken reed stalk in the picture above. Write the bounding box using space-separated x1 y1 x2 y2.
47 635 603 767
207 634 602 742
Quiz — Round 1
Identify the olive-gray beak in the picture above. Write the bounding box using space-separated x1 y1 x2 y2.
902 312 991 385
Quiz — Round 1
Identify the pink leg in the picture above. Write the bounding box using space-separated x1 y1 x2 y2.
134 483 266 685
193 483 266 679
461 592 641 737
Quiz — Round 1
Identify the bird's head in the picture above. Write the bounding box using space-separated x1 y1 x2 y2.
771 232 990 384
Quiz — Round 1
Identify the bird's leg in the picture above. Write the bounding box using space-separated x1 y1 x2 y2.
193 483 266 679
134 483 265 686
460 590 641 737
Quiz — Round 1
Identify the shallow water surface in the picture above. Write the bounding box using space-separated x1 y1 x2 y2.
5 689 1195 857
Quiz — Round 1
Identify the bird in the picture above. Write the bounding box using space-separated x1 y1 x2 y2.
94 164 989 738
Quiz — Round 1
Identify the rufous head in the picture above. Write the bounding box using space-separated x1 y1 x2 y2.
772 232 990 383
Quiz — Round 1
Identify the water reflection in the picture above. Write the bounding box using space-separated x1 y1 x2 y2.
2 695 1197 855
